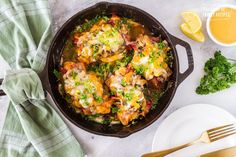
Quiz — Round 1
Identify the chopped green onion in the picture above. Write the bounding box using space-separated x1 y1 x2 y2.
94 95 103 103
121 79 127 87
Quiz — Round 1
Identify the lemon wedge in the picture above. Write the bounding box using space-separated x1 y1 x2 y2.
180 23 205 42
181 11 202 33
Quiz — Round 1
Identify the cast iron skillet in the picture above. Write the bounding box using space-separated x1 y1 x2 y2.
0 2 194 137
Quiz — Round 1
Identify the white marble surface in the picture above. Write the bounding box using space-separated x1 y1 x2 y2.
1 0 236 156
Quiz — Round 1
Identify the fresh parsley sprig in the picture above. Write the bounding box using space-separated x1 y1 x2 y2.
196 51 236 95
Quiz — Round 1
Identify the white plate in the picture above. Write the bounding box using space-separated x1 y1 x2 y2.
152 104 236 157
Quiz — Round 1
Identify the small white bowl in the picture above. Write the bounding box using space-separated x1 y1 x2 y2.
206 5 236 47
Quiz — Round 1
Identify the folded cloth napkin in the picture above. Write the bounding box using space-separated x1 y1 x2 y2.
0 0 85 157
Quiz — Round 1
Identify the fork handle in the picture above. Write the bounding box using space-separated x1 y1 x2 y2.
141 140 199 157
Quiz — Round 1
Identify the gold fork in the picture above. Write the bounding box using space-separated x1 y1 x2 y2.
141 124 236 157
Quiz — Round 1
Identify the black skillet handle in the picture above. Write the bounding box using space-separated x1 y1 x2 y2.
169 34 194 85
0 78 5 96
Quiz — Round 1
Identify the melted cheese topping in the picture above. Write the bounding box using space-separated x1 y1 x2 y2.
106 67 147 125
131 35 172 80
63 63 113 115
64 69 103 107
76 21 124 64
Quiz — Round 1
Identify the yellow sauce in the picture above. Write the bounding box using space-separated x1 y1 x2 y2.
210 7 236 44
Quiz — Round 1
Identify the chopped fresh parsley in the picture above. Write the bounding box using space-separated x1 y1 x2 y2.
149 51 155 63
87 51 134 80
165 51 174 67
91 44 100 57
115 51 134 68
124 92 133 101
76 16 109 33
150 104 157 111
133 65 146 75
102 118 112 125
65 95 72 104
117 90 124 96
157 42 166 49
87 62 112 79
139 52 145 57
88 114 99 120
71 71 78 79
110 90 116 96
111 106 119 113
75 82 80 86
53 69 61 79
84 81 95 93
94 95 103 103
115 17 130 29
80 94 87 100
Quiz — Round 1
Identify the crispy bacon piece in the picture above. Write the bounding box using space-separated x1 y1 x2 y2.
73 33 80 45
60 67 67 74
107 20 115 26
146 101 152 111
150 36 160 42
126 43 136 51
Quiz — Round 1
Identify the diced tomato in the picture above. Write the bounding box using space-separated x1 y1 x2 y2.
126 43 136 51
124 34 131 42
73 33 79 45
146 101 152 111
107 20 115 26
60 67 67 74
150 36 160 42
126 64 132 73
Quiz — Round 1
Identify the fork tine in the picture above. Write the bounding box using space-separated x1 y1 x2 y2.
210 131 236 142
207 124 234 133
208 126 235 136
210 129 236 138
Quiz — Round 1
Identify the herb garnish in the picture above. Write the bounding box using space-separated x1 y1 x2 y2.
87 51 134 80
111 106 119 113
94 95 103 103
53 69 61 80
70 71 78 79
157 42 166 49
121 79 127 87
102 118 112 125
133 65 146 75
196 51 236 95
76 16 109 33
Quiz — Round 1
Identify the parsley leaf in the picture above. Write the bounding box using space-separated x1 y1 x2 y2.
94 95 103 103
157 42 166 49
102 118 112 125
133 65 146 75
53 69 61 79
76 16 109 33
196 51 236 94
111 106 119 113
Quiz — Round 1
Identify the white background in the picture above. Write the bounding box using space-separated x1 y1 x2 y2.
1 0 236 156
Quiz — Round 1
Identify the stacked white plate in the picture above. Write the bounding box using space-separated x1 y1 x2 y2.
152 104 236 157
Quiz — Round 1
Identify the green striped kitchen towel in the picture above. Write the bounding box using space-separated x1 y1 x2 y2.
0 0 85 157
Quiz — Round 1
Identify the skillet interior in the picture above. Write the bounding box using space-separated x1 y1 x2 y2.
46 2 179 137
